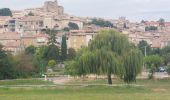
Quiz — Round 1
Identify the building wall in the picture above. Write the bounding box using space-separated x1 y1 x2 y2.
68 35 86 51
22 38 35 48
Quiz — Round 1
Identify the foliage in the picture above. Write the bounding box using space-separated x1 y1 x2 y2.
48 32 57 45
61 35 67 60
67 48 76 60
25 45 36 55
150 48 161 55
63 27 70 32
33 46 48 74
0 45 17 79
144 55 163 79
123 49 143 83
145 26 158 31
158 18 165 26
162 53 170 65
166 65 170 75
48 60 57 68
65 61 78 76
138 40 151 56
0 8 12 16
13 52 39 78
156 46 170 65
28 12 34 16
161 46 170 55
70 30 143 84
45 29 58 35
43 44 60 61
90 19 113 27
68 22 79 30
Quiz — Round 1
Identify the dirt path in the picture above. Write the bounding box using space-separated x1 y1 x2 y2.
48 76 71 84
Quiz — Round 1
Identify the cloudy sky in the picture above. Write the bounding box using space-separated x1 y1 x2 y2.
0 0 170 22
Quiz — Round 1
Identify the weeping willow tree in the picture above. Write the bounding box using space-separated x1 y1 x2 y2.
68 30 143 84
123 49 143 83
76 49 120 84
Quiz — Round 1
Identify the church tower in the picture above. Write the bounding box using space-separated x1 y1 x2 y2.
54 0 58 6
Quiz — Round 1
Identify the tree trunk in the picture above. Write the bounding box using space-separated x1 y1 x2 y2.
107 73 112 85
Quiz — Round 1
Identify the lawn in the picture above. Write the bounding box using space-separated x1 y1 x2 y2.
0 79 170 100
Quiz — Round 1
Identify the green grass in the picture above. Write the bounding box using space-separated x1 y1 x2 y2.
0 79 53 86
0 79 170 100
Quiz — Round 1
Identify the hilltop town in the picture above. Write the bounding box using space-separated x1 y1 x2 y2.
1 1 170 100
0 0 169 53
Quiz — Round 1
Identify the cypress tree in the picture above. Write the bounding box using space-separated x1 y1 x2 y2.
61 35 67 61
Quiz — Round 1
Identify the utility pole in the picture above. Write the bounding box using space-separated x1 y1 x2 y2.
144 46 147 57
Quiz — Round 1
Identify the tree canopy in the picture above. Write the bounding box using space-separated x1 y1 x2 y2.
0 8 12 16
144 55 163 79
25 45 36 55
27 11 34 16
68 30 143 84
68 22 79 30
138 40 151 56
90 19 113 27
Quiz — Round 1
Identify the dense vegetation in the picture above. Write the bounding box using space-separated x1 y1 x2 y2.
145 26 158 31
68 22 79 30
138 40 170 78
0 8 12 16
90 19 113 27
0 29 77 80
66 30 143 84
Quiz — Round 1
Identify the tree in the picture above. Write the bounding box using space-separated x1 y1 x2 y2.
159 18 165 27
65 60 78 76
45 29 58 35
43 45 60 61
161 46 170 55
78 49 120 84
90 19 113 27
68 48 76 60
0 45 16 79
48 32 57 45
72 30 143 84
48 60 57 68
159 46 170 65
145 26 158 31
13 52 37 78
150 48 161 55
163 53 170 66
138 40 151 56
123 49 143 83
0 8 12 16
68 22 79 30
28 11 34 16
61 35 67 61
33 46 48 74
25 45 36 55
141 20 146 23
144 55 163 79
63 27 70 32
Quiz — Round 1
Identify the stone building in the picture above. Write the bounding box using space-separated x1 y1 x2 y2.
24 0 64 17
19 16 44 33
68 30 96 51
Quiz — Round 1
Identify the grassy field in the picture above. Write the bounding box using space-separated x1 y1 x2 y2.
0 79 170 100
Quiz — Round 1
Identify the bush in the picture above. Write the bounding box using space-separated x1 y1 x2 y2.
167 65 170 75
48 60 57 68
